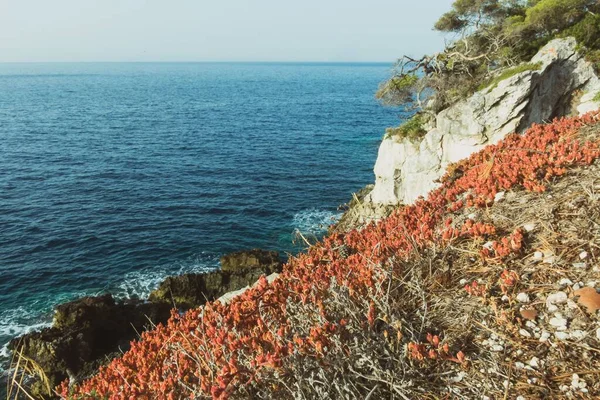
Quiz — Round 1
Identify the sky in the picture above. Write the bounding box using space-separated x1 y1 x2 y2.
0 0 453 63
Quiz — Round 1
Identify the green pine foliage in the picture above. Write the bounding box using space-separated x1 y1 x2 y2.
378 0 600 114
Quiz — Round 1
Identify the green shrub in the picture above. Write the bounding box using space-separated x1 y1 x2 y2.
384 114 428 141
478 62 543 92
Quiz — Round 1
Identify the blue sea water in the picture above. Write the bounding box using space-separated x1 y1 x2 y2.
0 62 405 369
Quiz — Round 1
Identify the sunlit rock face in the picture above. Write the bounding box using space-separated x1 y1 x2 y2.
367 37 600 210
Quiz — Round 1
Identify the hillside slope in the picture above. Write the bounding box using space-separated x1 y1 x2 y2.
59 113 600 399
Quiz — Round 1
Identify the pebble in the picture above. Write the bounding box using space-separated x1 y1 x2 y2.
515 361 525 369
549 317 567 328
516 292 530 303
570 330 586 340
525 320 537 329
555 331 569 340
494 192 505 202
539 330 551 342
459 278 468 285
546 291 567 308
483 241 494 250
596 328 600 340
572 262 586 269
529 357 540 368
523 222 536 232
533 251 544 260
559 278 573 287
547 304 559 312
516 396 526 400
491 344 504 352
580 251 588 259
519 329 532 338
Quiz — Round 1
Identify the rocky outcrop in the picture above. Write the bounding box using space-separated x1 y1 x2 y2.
353 37 600 226
8 249 283 398
149 249 282 309
8 295 171 398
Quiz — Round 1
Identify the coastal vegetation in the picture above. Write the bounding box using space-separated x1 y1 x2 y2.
477 61 542 91
376 0 600 115
53 112 600 398
383 113 428 141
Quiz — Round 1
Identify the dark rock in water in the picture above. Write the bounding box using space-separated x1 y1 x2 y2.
149 249 282 309
9 295 171 398
220 249 280 273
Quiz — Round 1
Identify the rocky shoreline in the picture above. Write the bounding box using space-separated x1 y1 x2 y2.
6 249 283 398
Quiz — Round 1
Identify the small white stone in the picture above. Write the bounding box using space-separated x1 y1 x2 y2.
546 291 568 308
580 251 588 259
450 371 467 382
491 344 504 352
570 330 586 340
494 191 506 202
571 374 580 387
572 262 586 269
503 379 509 389
573 283 581 290
517 292 530 303
516 396 526 400
558 278 573 287
560 384 570 392
459 278 468 285
555 331 569 340
595 328 600 340
525 320 537 329
586 281 597 287
483 241 494 250
539 330 551 342
523 222 536 232
567 299 578 309
529 357 540 368
516 349 523 356
501 295 510 302
533 251 544 260
515 362 525 369
519 329 532 338
467 213 477 220
547 304 559 313
549 317 567 328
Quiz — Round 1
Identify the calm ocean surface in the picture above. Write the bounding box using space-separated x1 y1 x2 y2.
0 62 405 367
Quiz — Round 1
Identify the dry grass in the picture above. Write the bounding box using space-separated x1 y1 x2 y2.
5 346 52 400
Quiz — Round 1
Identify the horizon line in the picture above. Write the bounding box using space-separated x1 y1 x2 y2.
0 60 395 65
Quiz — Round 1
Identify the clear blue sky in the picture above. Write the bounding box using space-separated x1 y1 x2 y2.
0 0 453 62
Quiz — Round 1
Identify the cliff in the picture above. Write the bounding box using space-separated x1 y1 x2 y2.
337 38 600 231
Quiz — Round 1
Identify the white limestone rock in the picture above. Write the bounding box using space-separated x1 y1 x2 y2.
364 37 600 214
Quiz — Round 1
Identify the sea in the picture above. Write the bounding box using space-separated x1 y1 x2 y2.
0 62 407 375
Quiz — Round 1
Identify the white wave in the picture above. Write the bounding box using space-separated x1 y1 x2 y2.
111 252 220 300
292 208 341 235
